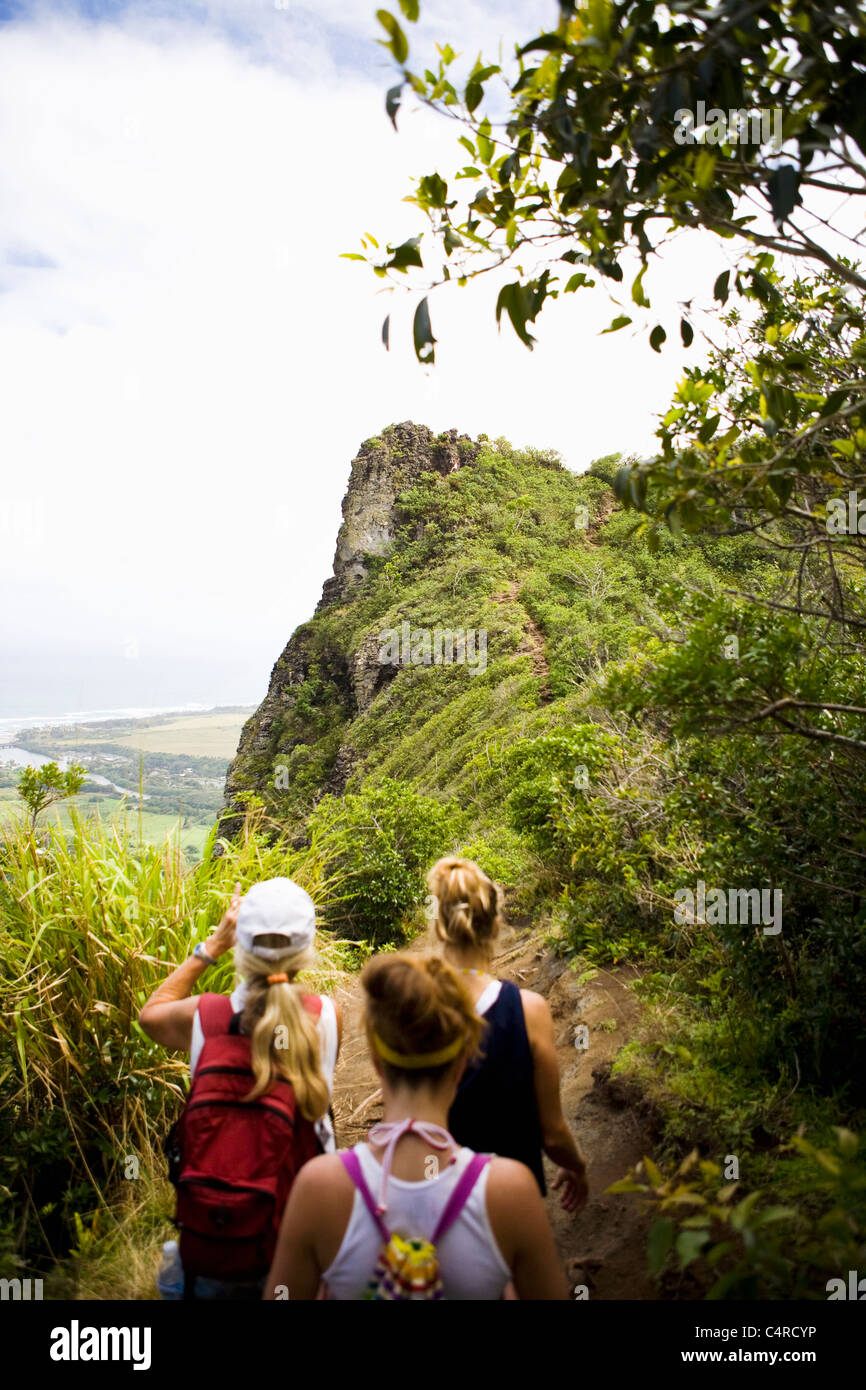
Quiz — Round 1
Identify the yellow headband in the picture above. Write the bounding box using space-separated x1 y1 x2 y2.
372 1031 465 1070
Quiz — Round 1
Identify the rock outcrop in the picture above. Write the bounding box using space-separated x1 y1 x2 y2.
221 423 480 828
317 422 479 610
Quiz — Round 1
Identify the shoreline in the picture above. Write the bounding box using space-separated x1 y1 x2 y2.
0 703 255 746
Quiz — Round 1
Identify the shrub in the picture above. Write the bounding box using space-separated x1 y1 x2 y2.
308 778 460 944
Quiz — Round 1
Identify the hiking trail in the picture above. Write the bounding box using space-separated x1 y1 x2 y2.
330 915 658 1300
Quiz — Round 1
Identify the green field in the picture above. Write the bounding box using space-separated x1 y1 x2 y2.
0 787 215 856
0 707 256 856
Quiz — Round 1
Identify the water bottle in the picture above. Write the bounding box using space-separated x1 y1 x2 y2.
156 1239 185 1300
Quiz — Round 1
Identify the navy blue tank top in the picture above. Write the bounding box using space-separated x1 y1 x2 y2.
448 979 546 1195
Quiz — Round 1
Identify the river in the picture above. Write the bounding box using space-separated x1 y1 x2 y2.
0 745 142 798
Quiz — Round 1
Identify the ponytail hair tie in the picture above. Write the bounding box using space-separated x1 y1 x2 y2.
267 972 289 985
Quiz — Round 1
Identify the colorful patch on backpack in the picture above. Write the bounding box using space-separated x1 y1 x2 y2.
364 1233 444 1301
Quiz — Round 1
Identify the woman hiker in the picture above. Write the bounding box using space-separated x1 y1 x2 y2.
139 876 342 1298
428 856 588 1214
265 952 568 1300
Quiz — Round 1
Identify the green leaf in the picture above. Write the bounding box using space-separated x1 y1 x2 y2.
499 152 520 185
675 1228 710 1270
680 317 694 347
768 473 793 506
465 80 483 113
730 1191 762 1230
477 127 495 163
413 296 436 363
605 1177 648 1194
494 274 550 349
382 314 390 351
649 324 666 353
385 84 403 130
613 464 632 502
767 165 802 227
388 236 423 271
833 1127 859 1159
819 389 848 418
714 270 730 304
631 266 650 308
755 1205 798 1226
602 314 632 333
642 1156 664 1186
647 1217 675 1275
694 149 716 190
376 10 409 65
397 0 419 20
418 173 448 208
517 33 569 56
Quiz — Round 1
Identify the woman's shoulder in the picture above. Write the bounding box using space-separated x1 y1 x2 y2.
294 1150 350 1195
518 987 551 1023
490 978 549 1023
484 1154 545 1217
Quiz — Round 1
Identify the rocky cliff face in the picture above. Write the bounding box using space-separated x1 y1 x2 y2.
222 422 480 825
316 422 479 610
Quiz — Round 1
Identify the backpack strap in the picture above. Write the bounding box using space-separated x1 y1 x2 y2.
198 992 234 1038
340 1149 491 1248
339 1150 390 1244
432 1153 491 1243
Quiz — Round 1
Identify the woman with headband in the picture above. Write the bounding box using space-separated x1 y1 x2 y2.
265 953 567 1299
139 877 342 1298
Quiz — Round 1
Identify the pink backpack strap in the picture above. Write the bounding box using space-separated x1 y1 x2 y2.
432 1153 491 1243
340 1148 491 1248
198 992 234 1038
340 1150 390 1244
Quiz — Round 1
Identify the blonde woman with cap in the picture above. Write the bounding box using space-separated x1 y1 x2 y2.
428 857 588 1214
139 877 342 1298
265 952 568 1300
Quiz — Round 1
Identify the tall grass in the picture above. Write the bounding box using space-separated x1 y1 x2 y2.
0 804 358 1285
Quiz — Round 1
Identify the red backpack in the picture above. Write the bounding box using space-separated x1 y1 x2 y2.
166 992 324 1286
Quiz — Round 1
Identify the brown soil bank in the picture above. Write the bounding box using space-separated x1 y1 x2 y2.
329 916 659 1300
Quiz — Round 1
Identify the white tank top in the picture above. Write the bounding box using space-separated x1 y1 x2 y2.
323 1142 511 1300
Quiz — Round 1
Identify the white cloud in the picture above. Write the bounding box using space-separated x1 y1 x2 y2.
0 1 726 713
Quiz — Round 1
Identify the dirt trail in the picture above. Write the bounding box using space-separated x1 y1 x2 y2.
330 915 657 1300
491 580 551 700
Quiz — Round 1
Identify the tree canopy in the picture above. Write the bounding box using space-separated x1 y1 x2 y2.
359 0 865 356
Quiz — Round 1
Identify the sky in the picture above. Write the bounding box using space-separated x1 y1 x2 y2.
0 0 742 718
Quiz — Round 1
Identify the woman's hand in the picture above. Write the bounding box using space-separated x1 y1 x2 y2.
552 1163 589 1214
204 881 242 959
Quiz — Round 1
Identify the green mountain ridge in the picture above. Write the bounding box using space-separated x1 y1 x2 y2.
222 420 765 850
219 421 866 1210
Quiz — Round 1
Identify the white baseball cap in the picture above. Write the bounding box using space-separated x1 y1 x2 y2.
235 877 317 961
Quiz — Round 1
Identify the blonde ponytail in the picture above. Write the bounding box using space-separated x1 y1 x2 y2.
234 945 330 1120
427 857 502 961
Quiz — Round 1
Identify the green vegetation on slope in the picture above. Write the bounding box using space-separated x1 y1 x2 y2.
223 429 866 1296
